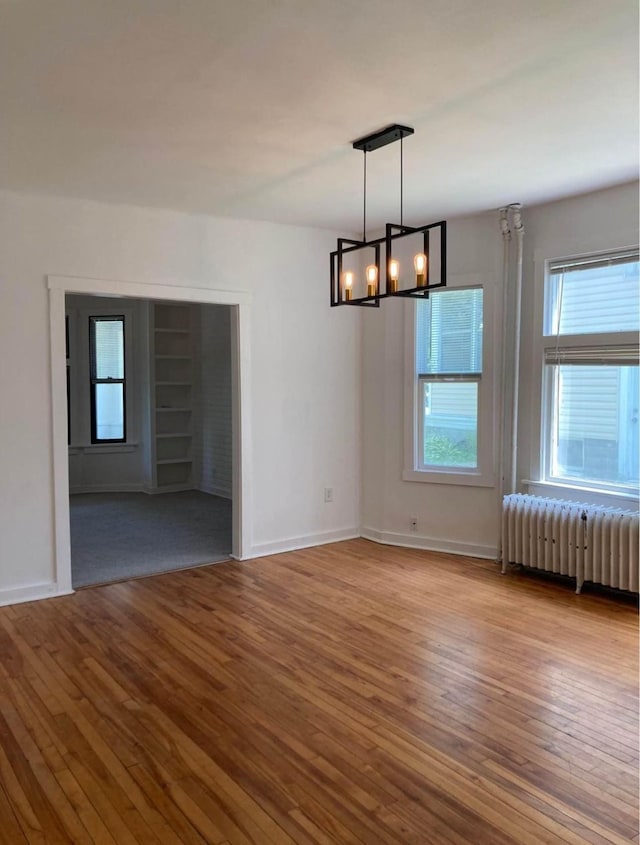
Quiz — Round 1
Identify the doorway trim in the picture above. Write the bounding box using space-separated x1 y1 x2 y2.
48 274 253 594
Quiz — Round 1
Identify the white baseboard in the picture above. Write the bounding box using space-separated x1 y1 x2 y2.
0 581 73 608
197 483 232 500
243 527 360 560
70 483 144 495
361 526 498 560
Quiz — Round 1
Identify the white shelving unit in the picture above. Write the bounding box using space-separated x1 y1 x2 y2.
150 303 194 491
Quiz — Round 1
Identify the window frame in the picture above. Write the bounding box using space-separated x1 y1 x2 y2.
89 314 127 445
535 248 639 500
65 304 135 456
417 374 482 472
403 276 497 487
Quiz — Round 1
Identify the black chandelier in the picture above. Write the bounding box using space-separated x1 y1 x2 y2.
330 124 447 307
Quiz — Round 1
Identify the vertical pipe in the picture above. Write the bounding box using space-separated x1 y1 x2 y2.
498 208 511 567
510 205 524 496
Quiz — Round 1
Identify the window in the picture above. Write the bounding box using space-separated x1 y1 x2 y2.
542 250 639 495
89 316 126 443
414 287 484 473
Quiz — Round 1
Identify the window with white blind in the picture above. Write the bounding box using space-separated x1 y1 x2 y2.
417 287 483 470
404 284 496 485
542 250 639 494
89 316 126 443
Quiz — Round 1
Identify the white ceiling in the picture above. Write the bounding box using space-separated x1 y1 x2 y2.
0 0 637 231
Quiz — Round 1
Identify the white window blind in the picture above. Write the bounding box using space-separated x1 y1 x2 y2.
544 345 639 366
91 319 124 380
417 288 483 376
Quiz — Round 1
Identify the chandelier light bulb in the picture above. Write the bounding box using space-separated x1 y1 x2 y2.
366 264 378 297
343 270 354 301
414 252 427 287
388 259 400 293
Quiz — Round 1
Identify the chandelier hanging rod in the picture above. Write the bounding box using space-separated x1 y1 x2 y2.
357 124 413 243
400 134 404 228
363 149 366 242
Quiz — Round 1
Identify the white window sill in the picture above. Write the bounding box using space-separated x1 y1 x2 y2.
403 468 496 488
69 443 138 456
523 479 639 511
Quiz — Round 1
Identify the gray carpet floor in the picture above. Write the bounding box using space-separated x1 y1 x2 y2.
70 491 232 588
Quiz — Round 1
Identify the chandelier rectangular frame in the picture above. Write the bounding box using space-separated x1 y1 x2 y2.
331 238 381 307
384 220 447 298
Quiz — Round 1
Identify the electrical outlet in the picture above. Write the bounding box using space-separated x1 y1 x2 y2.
324 487 334 503
410 517 418 532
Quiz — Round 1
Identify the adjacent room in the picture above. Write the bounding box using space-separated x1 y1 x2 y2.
66 294 234 586
0 1 638 844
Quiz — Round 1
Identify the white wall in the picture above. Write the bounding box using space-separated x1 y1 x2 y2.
0 189 361 603
196 305 233 499
361 214 504 558
361 181 639 558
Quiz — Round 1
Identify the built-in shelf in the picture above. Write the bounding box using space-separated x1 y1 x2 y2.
150 302 195 491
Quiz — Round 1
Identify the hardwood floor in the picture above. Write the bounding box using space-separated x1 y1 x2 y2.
0 538 637 844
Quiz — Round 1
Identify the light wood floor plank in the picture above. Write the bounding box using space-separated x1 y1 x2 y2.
0 781 29 845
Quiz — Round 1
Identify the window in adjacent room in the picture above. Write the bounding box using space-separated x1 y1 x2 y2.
89 316 126 443
542 250 639 495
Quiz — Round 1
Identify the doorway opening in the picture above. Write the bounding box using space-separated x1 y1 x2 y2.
66 295 234 587
49 276 252 595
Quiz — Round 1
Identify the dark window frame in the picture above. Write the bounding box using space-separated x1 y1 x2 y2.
89 315 126 444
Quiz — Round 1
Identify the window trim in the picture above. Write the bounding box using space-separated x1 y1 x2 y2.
541 356 639 496
534 248 639 499
403 276 497 487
